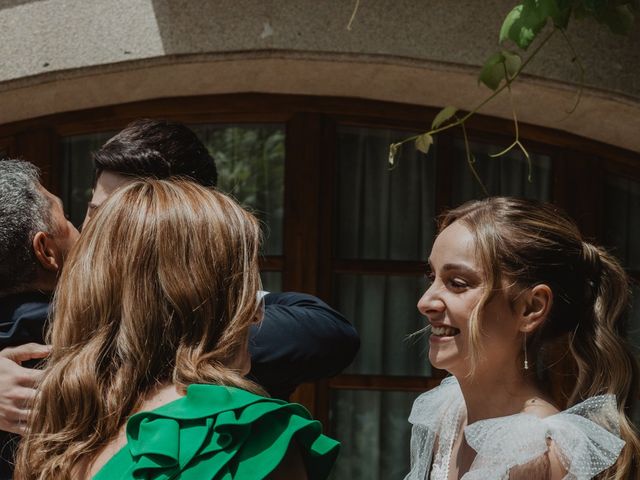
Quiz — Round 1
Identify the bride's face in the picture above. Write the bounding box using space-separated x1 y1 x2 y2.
417 221 521 377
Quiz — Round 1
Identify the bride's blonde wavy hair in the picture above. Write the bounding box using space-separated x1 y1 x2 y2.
15 179 264 480
440 197 640 480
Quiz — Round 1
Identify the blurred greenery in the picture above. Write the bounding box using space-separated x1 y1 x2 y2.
191 125 285 255
61 125 286 255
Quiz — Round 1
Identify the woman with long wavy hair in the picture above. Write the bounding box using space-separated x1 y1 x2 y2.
15 179 339 479
406 197 640 480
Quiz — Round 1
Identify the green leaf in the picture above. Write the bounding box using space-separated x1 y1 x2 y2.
415 134 433 155
499 0 554 50
479 52 507 90
431 106 458 129
388 143 400 166
502 50 522 78
499 5 525 44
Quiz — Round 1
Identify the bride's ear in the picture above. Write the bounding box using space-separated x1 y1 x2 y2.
517 284 553 333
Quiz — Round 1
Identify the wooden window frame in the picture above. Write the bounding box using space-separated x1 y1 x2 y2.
0 136 16 158
0 93 638 425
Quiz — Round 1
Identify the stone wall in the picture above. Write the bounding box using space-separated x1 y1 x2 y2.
0 0 638 150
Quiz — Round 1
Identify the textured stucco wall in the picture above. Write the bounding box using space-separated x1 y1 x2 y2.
0 0 639 150
1 0 638 95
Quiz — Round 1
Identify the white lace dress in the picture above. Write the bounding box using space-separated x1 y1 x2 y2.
405 377 625 480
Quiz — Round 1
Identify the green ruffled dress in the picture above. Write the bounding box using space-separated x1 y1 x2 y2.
93 384 340 479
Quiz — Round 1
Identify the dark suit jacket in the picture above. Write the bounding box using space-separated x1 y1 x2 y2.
250 292 360 399
0 292 50 480
0 290 359 478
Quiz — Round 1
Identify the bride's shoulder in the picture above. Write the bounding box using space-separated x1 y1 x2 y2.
465 394 625 480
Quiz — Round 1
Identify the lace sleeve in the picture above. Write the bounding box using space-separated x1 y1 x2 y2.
404 377 464 480
464 395 625 480
544 395 624 479
405 424 436 480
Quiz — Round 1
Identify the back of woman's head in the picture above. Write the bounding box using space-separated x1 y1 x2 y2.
16 179 262 479
441 196 639 480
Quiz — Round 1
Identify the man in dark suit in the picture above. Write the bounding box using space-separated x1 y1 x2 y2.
84 119 359 399
0 121 359 477
0 160 80 478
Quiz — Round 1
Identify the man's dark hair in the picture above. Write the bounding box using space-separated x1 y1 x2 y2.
93 119 218 186
0 160 52 294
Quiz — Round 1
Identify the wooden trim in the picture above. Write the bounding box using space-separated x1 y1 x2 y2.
317 116 337 301
332 259 426 276
281 112 326 414
0 93 638 166
259 256 283 271
333 115 429 133
55 113 291 137
313 117 337 425
0 136 16 158
14 129 58 191
328 374 444 392
435 132 454 213
552 147 568 206
289 383 317 416
455 127 564 160
314 379 331 429
603 159 640 182
283 112 322 294
558 151 603 239
2 91 639 422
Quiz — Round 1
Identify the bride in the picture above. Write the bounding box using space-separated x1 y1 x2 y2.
406 197 640 480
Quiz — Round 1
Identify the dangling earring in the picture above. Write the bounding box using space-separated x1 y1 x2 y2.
523 331 529 370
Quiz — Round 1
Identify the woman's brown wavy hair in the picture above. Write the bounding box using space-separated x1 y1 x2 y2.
15 179 264 479
440 196 640 480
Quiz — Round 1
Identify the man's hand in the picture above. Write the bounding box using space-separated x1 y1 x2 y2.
0 343 50 435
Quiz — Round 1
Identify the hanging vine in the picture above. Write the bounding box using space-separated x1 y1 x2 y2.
376 0 637 186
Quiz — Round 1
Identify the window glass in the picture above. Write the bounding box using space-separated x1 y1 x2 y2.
60 125 285 255
605 175 640 271
451 139 553 205
61 132 115 226
334 274 430 377
191 125 285 255
335 126 436 261
604 175 640 428
629 282 640 354
329 389 418 480
260 271 282 293
631 282 640 427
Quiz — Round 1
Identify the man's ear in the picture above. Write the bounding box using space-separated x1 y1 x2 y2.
518 284 553 333
32 231 61 272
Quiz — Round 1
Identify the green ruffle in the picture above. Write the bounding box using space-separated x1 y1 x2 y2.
93 384 339 479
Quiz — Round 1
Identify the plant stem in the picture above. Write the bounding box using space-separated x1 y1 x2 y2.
559 28 585 115
461 123 489 196
400 26 559 146
347 0 360 31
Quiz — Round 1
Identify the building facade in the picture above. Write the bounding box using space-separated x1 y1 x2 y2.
1 1 639 478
